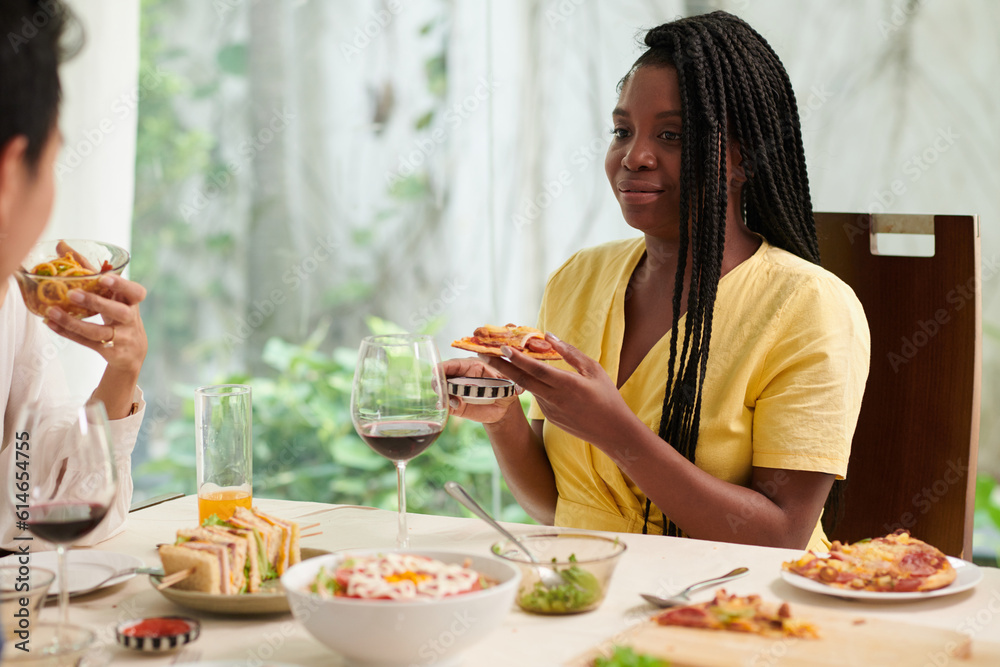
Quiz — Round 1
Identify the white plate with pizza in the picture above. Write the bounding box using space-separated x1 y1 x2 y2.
780 531 983 601
780 556 983 601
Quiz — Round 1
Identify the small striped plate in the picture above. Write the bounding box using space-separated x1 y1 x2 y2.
116 616 200 652
447 377 516 404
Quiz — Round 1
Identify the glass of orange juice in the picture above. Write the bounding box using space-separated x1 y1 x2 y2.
195 384 252 524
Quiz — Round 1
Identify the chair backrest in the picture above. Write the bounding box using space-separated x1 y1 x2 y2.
814 212 981 558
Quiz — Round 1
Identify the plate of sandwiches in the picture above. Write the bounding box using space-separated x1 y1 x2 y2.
152 506 323 615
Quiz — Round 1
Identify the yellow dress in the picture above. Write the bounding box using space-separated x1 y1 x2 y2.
527 237 870 551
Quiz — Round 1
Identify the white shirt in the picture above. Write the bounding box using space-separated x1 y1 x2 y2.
0 277 144 550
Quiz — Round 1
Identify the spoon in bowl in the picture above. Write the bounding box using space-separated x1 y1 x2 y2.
443 481 566 589
641 567 750 608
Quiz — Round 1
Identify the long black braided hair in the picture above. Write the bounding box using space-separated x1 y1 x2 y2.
619 12 834 536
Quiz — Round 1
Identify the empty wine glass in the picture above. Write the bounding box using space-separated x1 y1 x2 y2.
350 334 448 548
8 400 116 645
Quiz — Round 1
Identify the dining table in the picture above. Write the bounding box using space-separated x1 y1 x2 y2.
29 495 1000 666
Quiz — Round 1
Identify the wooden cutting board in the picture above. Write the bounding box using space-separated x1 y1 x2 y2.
566 605 1000 667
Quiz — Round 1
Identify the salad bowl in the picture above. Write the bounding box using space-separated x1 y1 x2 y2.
281 549 520 666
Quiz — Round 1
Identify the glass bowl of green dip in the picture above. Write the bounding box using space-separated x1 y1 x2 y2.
491 532 626 614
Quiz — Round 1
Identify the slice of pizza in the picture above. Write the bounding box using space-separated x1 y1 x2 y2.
654 590 819 639
451 323 562 360
781 529 957 592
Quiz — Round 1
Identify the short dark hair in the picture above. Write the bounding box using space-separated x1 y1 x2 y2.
0 0 78 169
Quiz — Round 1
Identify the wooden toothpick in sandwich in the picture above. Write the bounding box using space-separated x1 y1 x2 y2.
155 567 194 591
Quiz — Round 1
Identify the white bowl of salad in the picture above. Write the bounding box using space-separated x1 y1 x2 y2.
281 549 520 666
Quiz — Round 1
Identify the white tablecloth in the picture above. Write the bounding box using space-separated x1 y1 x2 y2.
28 496 1000 665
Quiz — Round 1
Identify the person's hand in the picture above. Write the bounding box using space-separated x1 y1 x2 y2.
480 334 635 448
43 273 148 376
443 357 524 424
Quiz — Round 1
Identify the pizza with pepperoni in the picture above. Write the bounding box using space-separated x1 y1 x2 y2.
654 590 819 639
781 529 956 592
451 324 562 360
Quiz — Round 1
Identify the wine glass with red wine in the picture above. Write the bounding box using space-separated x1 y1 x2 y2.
9 400 116 641
351 334 448 548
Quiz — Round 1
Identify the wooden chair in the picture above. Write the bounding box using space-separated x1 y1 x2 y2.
815 212 981 558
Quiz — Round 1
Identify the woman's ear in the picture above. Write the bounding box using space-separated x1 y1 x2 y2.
0 136 30 233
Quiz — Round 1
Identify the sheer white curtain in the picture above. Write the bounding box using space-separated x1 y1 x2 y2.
115 1 999 488
46 0 140 398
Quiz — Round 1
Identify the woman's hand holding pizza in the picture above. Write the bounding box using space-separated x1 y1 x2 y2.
480 333 637 451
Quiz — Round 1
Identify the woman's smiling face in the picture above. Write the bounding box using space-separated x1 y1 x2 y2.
605 65 684 239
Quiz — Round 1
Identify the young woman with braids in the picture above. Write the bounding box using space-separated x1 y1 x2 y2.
445 11 870 550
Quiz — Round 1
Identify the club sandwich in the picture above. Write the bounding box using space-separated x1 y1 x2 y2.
157 507 301 595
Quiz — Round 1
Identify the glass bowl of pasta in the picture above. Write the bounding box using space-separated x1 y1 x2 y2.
15 239 129 319
281 549 520 666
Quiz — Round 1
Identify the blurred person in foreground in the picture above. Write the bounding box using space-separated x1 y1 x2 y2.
446 11 870 551
0 0 148 550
